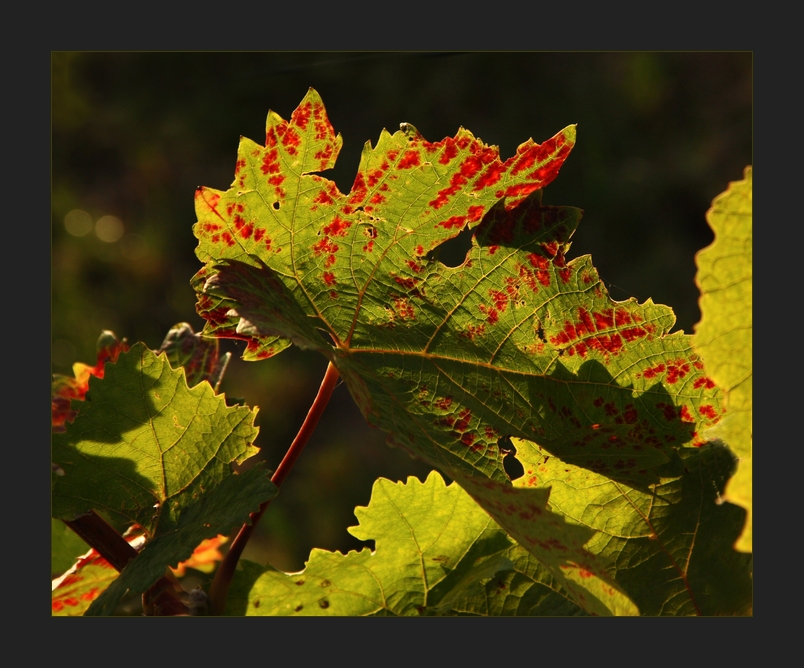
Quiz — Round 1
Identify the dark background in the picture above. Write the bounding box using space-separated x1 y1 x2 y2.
52 52 752 572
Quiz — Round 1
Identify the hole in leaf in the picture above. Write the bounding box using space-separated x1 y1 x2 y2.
498 436 524 481
432 225 474 267
272 201 280 210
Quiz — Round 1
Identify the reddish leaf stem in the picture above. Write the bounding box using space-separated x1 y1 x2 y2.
63 511 138 571
207 361 341 615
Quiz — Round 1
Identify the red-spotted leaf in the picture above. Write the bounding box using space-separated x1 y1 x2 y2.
52 530 146 616
51 330 129 432
157 321 231 391
193 89 724 615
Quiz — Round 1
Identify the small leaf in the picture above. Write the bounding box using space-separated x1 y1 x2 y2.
51 343 277 614
157 321 231 391
51 330 128 432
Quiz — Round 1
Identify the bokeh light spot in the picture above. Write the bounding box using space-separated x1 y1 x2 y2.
96 215 125 243
64 209 93 237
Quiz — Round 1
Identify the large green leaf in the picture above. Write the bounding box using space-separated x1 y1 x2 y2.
193 90 725 615
227 471 585 616
693 167 752 552
51 343 277 614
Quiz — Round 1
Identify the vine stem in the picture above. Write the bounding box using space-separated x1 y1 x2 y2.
63 511 189 615
207 361 341 615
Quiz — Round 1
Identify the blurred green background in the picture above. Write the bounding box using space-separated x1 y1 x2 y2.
52 52 752 572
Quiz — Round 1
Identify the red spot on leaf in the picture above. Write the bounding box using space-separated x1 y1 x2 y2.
699 405 717 419
593 309 614 331
323 216 352 237
643 363 666 380
474 162 506 190
323 272 336 286
438 215 467 230
439 138 458 164
622 405 639 424
665 360 691 384
291 101 311 131
394 276 420 291
313 190 335 206
461 432 477 447
261 149 281 175
398 150 420 169
435 396 453 410
392 296 415 320
693 377 716 389
621 327 647 342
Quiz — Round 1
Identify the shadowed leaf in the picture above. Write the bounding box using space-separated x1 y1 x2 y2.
51 343 277 615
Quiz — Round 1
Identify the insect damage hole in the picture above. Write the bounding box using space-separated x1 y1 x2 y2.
432 225 474 268
498 436 524 481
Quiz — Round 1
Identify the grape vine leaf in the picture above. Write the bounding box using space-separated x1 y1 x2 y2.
52 532 146 616
193 89 724 615
51 343 277 615
51 518 90 578
157 321 231 391
227 471 586 616
510 438 752 615
693 167 752 552
51 330 128 433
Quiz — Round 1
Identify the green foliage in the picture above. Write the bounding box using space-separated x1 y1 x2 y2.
693 167 752 552
52 89 752 616
52 339 277 614
227 472 585 616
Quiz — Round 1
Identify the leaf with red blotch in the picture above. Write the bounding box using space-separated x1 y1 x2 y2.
52 530 146 616
51 331 128 432
170 535 229 577
192 89 725 615
157 322 231 391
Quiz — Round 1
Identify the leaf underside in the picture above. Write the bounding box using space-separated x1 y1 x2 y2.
193 89 745 615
